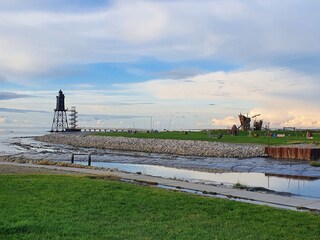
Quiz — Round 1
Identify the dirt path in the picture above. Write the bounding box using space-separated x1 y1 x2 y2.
0 164 83 175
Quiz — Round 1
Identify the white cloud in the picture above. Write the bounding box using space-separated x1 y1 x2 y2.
121 68 314 101
282 116 320 128
212 116 238 128
4 66 320 129
0 116 9 123
0 0 320 79
247 107 320 129
119 67 320 128
1 0 320 129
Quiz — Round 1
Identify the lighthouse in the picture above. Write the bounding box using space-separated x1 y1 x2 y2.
51 90 68 132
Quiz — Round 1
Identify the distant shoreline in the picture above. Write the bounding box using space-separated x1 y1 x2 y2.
35 133 266 158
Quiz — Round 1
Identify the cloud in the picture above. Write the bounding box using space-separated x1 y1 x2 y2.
281 116 320 128
0 1 169 76
1 0 319 132
119 67 320 128
81 114 148 120
122 68 314 101
0 0 110 11
100 102 154 106
247 107 320 129
0 116 9 123
0 92 32 100
78 114 152 129
157 67 205 79
0 0 320 81
212 116 238 128
0 107 48 113
0 72 7 82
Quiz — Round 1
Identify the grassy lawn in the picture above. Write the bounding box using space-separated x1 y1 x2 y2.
93 130 320 145
1 175 320 239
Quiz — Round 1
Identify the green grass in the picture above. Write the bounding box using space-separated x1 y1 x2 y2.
1 175 320 240
233 182 249 190
310 161 320 167
93 130 320 145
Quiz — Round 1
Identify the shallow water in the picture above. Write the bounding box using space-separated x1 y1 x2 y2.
75 161 320 199
1 127 320 199
0 127 48 155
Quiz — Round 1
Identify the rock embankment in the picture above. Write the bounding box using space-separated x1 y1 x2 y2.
35 134 266 158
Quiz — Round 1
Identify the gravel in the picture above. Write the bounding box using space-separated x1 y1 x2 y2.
35 133 267 158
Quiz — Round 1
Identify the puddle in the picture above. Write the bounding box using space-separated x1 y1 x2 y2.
78 161 320 199
120 179 300 211
155 185 300 211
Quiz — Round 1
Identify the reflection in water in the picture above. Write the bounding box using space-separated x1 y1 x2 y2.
81 162 320 199
1 127 320 200
265 173 318 181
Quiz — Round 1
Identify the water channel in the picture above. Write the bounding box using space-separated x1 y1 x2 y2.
1 127 320 200
75 161 320 199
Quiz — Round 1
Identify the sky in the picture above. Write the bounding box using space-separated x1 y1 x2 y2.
0 0 320 130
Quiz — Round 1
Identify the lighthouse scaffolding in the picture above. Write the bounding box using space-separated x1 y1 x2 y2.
69 106 79 130
51 90 68 132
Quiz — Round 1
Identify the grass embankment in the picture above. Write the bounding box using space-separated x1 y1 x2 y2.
93 130 320 145
1 175 320 239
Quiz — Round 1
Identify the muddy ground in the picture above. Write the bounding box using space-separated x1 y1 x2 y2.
0 164 82 175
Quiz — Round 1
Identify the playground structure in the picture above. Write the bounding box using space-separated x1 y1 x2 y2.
238 113 263 131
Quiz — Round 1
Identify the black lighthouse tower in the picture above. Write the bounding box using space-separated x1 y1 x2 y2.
51 90 68 132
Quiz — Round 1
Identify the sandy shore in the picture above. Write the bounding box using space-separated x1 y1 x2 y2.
35 133 266 158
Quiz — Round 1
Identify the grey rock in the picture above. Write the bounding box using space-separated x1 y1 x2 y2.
35 134 267 158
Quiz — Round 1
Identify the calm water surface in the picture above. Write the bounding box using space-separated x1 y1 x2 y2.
1 127 320 199
79 161 320 199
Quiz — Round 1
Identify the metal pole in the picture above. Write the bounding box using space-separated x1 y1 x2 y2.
88 153 91 166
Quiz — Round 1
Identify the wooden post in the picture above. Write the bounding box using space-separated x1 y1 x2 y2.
304 148 311 161
264 147 269 155
274 147 281 158
71 153 74 163
289 148 297 159
88 153 92 166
